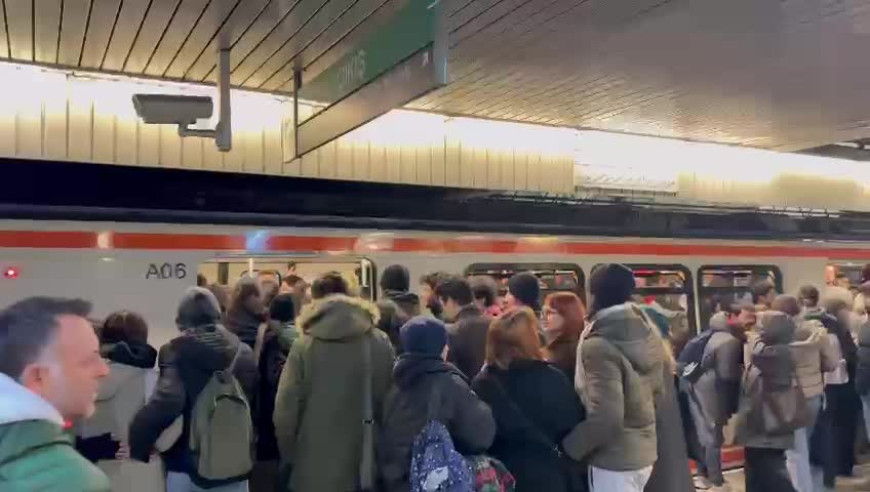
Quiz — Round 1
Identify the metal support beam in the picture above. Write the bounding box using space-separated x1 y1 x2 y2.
177 49 232 151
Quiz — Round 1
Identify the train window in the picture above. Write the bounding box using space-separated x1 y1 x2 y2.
826 263 869 292
697 265 783 330
198 257 377 302
593 264 695 348
464 263 585 307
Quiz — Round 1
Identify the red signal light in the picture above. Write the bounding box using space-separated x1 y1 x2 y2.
3 267 19 279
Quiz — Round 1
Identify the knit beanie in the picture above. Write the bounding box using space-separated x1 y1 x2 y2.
400 316 448 356
590 264 636 312
508 273 541 311
380 264 411 292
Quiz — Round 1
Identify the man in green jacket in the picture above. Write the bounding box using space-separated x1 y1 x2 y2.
0 297 111 491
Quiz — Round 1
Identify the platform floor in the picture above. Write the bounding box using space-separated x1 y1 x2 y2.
720 462 870 491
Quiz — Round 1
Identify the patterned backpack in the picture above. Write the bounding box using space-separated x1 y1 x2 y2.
409 384 474 492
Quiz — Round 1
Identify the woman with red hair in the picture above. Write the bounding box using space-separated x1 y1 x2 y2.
472 309 585 491
543 292 586 380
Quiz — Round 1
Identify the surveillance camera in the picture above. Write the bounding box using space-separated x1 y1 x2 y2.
132 94 213 125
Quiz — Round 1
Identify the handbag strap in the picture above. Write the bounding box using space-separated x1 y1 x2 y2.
489 371 563 458
359 335 374 491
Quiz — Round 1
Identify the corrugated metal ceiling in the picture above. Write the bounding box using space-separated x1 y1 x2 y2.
1 0 868 151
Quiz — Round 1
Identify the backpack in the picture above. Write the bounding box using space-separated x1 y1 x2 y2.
677 329 716 383
188 343 254 481
409 384 474 492
740 344 810 436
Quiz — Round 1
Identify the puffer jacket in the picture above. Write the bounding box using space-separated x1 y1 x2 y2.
0 373 110 491
856 318 870 394
128 324 257 489
379 354 495 492
77 342 160 491
791 319 838 399
734 312 797 450
563 303 664 471
378 290 421 353
274 294 395 492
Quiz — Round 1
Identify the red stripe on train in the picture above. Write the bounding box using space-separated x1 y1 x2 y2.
0 230 869 259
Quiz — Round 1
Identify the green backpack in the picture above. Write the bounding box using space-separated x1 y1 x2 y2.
188 343 254 481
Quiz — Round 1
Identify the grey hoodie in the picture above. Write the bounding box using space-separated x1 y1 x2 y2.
563 303 664 471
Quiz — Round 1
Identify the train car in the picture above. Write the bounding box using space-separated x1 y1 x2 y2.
2 219 867 350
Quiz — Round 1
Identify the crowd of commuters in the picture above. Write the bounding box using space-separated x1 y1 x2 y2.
4 263 870 492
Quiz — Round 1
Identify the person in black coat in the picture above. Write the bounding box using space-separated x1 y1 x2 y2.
128 287 258 490
378 316 496 492
377 265 422 353
472 308 586 492
437 276 493 380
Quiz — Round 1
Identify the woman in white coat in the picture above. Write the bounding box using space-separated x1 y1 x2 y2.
76 311 164 491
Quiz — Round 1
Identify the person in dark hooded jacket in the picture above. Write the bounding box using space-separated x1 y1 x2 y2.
377 265 421 353
250 294 299 492
734 311 797 492
128 287 258 492
226 278 267 349
473 308 586 492
378 316 495 492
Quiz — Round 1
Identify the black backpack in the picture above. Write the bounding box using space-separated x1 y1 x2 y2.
677 329 716 383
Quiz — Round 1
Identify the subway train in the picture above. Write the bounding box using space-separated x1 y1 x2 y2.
5 159 870 472
1 219 866 350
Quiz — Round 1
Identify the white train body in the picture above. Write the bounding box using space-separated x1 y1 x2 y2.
1 219 865 348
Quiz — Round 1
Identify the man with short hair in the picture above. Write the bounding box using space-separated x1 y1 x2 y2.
436 276 492 380
0 297 111 491
751 281 777 311
506 272 541 315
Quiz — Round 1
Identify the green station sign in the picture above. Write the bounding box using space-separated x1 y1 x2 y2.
295 0 447 156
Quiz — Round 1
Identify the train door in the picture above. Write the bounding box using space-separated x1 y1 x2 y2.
198 256 377 303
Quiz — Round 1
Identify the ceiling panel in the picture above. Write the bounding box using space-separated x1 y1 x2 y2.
240 0 362 88
33 0 61 64
101 0 152 71
161 0 241 78
5 0 33 61
79 0 123 69
204 0 304 81
257 0 392 90
4 0 870 151
179 0 271 80
57 0 92 66
124 0 182 73
144 0 213 77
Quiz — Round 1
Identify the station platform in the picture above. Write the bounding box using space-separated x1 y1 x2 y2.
721 460 870 491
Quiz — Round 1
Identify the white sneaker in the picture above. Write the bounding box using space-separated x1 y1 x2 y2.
693 475 712 490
